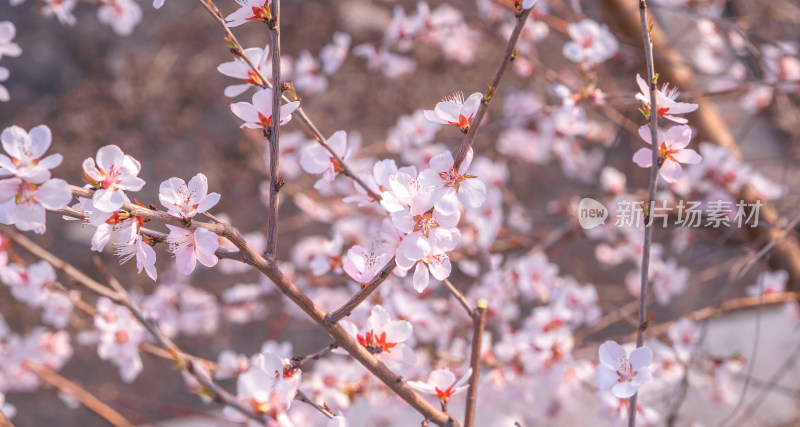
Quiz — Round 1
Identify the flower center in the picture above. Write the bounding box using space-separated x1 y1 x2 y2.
412 212 439 238
357 330 396 355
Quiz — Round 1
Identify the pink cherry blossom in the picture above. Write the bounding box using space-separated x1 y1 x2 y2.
82 145 146 213
166 225 219 275
94 297 146 382
224 352 300 421
596 341 652 398
746 269 788 296
159 173 221 219
293 51 328 95
340 305 416 370
0 125 62 183
42 0 78 25
320 32 351 75
226 0 272 28
217 46 270 97
114 232 157 281
299 130 350 182
352 44 416 79
418 148 486 215
408 367 472 408
97 0 142 37
423 91 482 133
632 125 702 184
562 19 618 66
5 261 55 307
635 74 699 124
0 177 71 234
0 22 22 61
230 88 300 130
342 245 391 285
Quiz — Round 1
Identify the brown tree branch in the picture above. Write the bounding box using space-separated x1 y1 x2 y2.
463 301 487 427
327 257 397 324
453 6 533 168
193 0 381 203
265 0 282 261
24 362 135 427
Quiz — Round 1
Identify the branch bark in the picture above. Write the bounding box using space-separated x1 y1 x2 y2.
463 302 487 427
265 0 282 260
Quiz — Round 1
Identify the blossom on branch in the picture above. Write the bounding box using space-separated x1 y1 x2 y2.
158 173 221 219
82 144 146 213
224 352 300 422
632 125 702 184
562 19 618 66
408 367 472 409
340 305 416 369
595 340 652 398
300 130 351 183
166 226 219 275
217 46 270 97
419 148 486 215
635 74 699 124
0 125 63 183
226 0 272 27
423 91 482 133
230 88 300 131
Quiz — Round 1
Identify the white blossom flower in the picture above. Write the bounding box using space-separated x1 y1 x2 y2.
340 305 416 370
158 173 220 219
635 74 699 124
419 148 486 215
224 352 300 421
166 226 219 275
408 368 472 408
596 341 652 398
97 0 142 36
226 0 272 28
82 145 146 213
342 245 391 285
230 88 300 130
0 22 22 61
0 177 71 234
217 46 269 97
562 19 618 66
423 91 482 133
0 125 63 183
299 130 350 182
632 125 702 184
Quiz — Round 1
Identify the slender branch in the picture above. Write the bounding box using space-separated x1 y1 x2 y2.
453 6 533 168
295 390 335 419
291 342 339 370
0 410 12 427
463 301 488 427
24 361 135 427
265 0 281 260
442 277 473 316
629 2 660 425
52 206 246 263
327 257 397 324
193 0 381 203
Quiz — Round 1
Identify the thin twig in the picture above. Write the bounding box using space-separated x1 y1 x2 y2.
291 342 339 370
193 0 381 203
265 0 281 260
453 6 533 168
442 277 473 316
327 257 397 324
295 390 335 419
627 1 661 425
25 361 135 427
463 301 488 427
